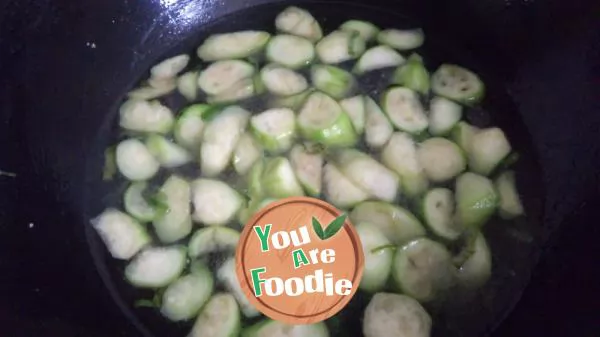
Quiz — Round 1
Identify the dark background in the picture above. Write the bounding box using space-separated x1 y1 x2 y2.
1 0 599 336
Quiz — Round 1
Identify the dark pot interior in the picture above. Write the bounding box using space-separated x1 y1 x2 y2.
1 0 599 336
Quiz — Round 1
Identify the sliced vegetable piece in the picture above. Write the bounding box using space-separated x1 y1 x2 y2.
422 188 462 240
340 20 380 42
237 199 257 226
123 182 163 222
333 150 399 202
125 245 187 288
250 108 296 153
246 159 265 198
451 121 480 152
217 258 261 318
243 320 329 337
127 83 176 100
266 34 315 69
275 6 323 42
148 76 177 90
250 68 266 94
160 261 214 321
468 127 512 176
392 238 456 302
255 198 279 213
174 104 213 150
188 227 240 258
119 99 174 134
150 54 190 79
323 163 369 208
417 137 466 182
428 96 463 136
191 179 243 226
316 30 366 64
238 197 279 225
153 175 192 243
431 64 485 105
206 77 258 104
392 53 430 95
198 60 255 96
340 95 365 135
201 106 250 177
455 172 499 228
495 170 524 219
177 70 199 101
364 96 393 148
456 232 492 289
297 91 358 147
502 152 520 167
197 31 271 61
91 208 151 260
188 293 241 337
377 28 425 50
260 64 308 96
255 73 269 94
363 293 431 337
350 201 425 245
354 45 405 75
116 138 160 181
146 134 192 168
268 89 312 110
253 73 268 95
382 87 428 134
261 157 305 198
233 132 263 175
356 223 393 293
311 65 355 99
381 132 429 197
289 144 323 196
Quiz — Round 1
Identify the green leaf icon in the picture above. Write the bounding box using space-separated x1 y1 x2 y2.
312 217 326 240
312 213 348 240
323 213 348 240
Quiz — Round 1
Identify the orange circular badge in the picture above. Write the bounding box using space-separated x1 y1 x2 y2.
235 197 364 325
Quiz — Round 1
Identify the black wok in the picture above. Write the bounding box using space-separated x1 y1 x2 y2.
1 0 599 336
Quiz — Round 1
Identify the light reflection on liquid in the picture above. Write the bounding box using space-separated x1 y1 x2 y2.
157 0 221 28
